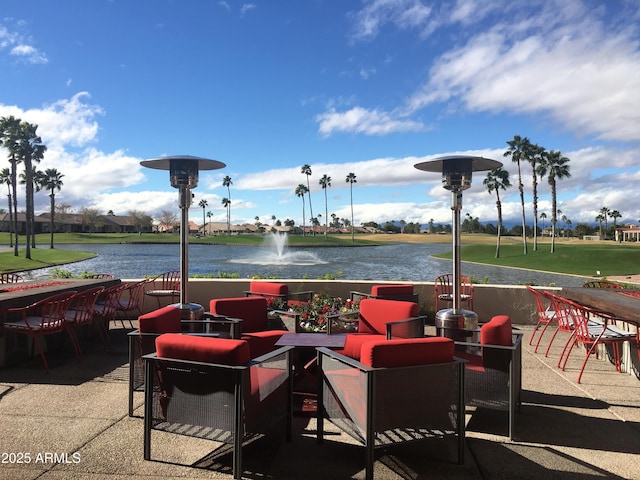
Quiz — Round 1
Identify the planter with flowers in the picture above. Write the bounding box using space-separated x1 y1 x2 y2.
283 291 360 333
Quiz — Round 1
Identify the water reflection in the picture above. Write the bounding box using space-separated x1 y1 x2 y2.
26 243 586 287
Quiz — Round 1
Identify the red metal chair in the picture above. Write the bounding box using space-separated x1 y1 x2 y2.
558 298 636 383
115 280 148 328
92 283 125 339
2 291 78 372
145 270 181 308
527 286 557 352
435 274 474 311
63 286 107 354
0 272 25 284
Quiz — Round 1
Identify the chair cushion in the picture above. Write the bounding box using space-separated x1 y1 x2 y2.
138 305 181 334
242 330 288 358
357 298 419 335
156 333 250 365
371 284 414 296
209 297 269 333
481 315 512 346
360 337 454 368
250 281 288 296
339 333 383 359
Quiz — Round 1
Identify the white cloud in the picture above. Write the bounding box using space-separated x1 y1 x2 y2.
10 44 48 64
1 23 48 64
316 107 427 136
349 0 433 43
241 3 256 16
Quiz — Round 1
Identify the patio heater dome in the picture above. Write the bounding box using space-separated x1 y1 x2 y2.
415 155 502 343
141 155 226 320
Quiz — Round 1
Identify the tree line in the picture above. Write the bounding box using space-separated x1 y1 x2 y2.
0 116 63 257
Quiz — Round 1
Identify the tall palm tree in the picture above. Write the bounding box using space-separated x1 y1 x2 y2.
222 176 232 234
0 167 14 247
504 135 530 254
221 197 231 234
301 164 315 236
609 209 622 239
39 168 64 249
345 172 357 243
599 207 610 238
198 198 208 236
540 150 571 253
483 167 511 258
206 210 213 234
595 213 605 239
295 184 308 235
530 143 546 250
319 174 331 239
15 121 46 257
0 116 22 256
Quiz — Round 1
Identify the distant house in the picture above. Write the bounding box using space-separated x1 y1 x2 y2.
0 213 151 234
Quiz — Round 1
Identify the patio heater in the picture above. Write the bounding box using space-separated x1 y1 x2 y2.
415 155 502 343
141 155 226 320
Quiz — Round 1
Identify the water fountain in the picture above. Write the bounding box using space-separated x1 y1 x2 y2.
230 231 326 266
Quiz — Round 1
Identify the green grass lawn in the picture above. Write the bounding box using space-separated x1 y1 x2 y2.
435 243 640 277
0 247 96 273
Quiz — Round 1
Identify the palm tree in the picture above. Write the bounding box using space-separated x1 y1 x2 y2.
595 213 605 239
319 174 332 238
39 168 64 249
206 210 213 234
599 207 610 239
530 143 546 250
222 176 232 234
295 184 308 235
0 167 14 247
221 198 231 234
539 212 547 236
609 209 622 239
345 172 357 243
0 116 22 256
504 135 530 254
483 167 511 258
540 150 571 253
198 198 208 236
15 121 46 257
301 164 315 236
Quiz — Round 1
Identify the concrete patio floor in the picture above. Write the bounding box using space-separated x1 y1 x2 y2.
0 323 639 479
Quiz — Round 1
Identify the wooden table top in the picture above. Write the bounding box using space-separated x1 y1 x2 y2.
562 287 640 326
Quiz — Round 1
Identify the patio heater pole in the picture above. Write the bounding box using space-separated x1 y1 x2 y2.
415 156 502 342
141 155 226 320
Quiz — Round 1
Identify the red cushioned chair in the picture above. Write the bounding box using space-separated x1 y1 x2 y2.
434 274 474 311
143 334 293 480
128 305 236 416
328 298 425 360
317 337 465 480
209 296 289 358
244 281 313 309
350 283 418 304
455 315 522 440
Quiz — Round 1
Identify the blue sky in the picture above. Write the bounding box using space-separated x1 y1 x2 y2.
1 0 639 230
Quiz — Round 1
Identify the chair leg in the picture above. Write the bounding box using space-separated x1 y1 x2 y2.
31 335 50 373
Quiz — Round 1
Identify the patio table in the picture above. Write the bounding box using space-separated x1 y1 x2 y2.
276 333 347 415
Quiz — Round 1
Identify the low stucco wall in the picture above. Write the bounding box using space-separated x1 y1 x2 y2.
134 278 561 326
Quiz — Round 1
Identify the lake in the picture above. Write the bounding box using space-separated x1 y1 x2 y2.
24 242 586 287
